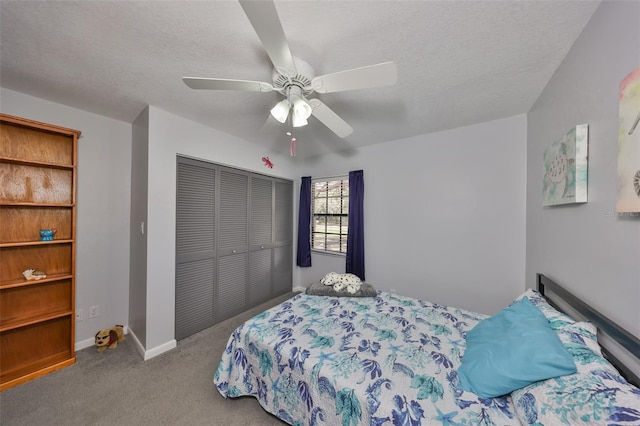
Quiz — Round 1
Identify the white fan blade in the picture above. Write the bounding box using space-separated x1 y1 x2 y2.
183 77 273 92
312 61 397 94
308 99 354 138
239 0 297 76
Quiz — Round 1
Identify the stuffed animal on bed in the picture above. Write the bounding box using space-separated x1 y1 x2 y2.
95 325 125 352
320 272 362 294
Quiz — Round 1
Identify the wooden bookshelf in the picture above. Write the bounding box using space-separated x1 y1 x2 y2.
0 113 80 391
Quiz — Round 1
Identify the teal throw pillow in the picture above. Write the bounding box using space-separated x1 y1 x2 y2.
458 297 576 397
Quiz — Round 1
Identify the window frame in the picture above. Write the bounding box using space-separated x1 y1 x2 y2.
310 176 349 255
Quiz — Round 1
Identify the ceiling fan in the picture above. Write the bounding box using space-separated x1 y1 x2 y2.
182 0 397 138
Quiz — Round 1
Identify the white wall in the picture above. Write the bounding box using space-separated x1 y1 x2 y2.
0 88 132 348
143 106 299 355
525 1 640 338
298 115 527 315
129 107 149 348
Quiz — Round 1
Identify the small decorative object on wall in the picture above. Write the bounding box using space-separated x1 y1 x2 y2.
261 156 273 168
39 228 56 241
542 124 589 206
616 65 640 213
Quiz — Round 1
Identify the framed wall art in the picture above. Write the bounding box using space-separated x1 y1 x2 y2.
616 65 640 213
542 124 589 206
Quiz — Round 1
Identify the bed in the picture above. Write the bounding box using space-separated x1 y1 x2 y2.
214 274 640 425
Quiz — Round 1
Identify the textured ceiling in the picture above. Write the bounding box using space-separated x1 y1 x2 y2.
0 1 599 158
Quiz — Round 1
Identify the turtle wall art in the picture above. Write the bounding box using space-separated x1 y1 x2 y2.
616 65 640 213
542 124 589 206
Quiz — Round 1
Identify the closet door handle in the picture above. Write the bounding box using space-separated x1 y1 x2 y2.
232 250 237 254
261 245 265 249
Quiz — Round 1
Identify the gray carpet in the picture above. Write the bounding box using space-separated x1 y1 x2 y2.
0 292 298 426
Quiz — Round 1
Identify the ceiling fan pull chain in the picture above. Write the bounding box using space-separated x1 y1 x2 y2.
290 137 296 157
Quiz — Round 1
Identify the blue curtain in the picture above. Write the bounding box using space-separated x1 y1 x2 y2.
296 176 312 267
346 170 365 280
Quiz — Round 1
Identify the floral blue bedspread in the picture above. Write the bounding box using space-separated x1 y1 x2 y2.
215 291 520 425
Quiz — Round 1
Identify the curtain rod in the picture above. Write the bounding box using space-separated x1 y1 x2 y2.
311 174 348 181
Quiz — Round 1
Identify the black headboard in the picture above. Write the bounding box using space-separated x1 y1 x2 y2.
537 273 640 388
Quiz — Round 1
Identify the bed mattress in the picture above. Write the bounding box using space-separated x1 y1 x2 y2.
215 291 520 425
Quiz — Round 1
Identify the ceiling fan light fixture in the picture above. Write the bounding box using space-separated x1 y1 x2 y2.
292 97 312 120
270 99 291 123
292 111 308 127
292 96 311 127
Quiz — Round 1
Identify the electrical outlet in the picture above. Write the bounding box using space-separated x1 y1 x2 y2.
389 288 397 294
89 305 99 318
76 308 84 321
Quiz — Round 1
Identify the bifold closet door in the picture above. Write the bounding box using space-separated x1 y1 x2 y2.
249 175 273 305
273 179 293 294
175 158 216 341
176 157 293 339
216 167 249 323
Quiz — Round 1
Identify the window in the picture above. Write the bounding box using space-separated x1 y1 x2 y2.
312 177 348 254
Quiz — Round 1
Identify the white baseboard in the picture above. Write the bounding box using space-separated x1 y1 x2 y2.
127 327 146 359
143 339 177 360
75 337 97 352
293 285 306 292
126 327 176 360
